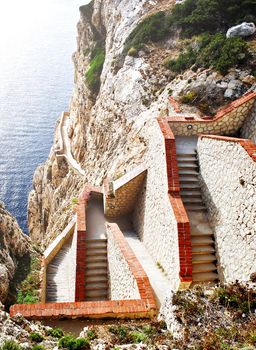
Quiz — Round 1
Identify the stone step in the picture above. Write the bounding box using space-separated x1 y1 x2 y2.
85 283 108 291
178 169 199 176
192 254 217 264
86 255 107 262
86 239 107 244
192 263 217 273
183 197 204 204
85 269 108 277
176 153 197 158
185 205 207 212
86 251 107 257
86 261 108 269
180 183 201 190
178 164 199 171
85 289 108 297
85 295 108 301
177 156 198 163
86 275 108 283
192 272 219 282
191 236 215 246
192 246 216 254
180 190 202 197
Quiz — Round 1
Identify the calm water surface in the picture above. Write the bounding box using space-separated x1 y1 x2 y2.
0 0 87 233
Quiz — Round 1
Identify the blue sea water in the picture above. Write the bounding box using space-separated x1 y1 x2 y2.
0 0 87 233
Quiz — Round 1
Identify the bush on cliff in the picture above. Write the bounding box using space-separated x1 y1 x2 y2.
165 33 249 74
85 48 105 95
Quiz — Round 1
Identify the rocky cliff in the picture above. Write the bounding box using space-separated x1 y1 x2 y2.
28 0 256 247
0 201 31 305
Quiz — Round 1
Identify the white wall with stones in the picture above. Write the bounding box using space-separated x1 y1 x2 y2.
133 120 180 291
198 137 256 282
241 101 256 143
107 225 140 300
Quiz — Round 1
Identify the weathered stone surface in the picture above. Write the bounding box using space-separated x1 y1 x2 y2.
226 22 256 38
198 138 256 282
0 204 31 305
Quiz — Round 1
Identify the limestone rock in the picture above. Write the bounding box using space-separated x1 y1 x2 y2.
0 203 31 305
226 22 256 38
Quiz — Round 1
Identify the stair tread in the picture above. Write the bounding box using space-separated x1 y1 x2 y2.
192 246 215 254
193 263 217 273
86 251 107 257
192 272 219 282
192 254 217 263
191 237 214 245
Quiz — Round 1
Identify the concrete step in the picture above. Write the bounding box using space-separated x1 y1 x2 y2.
177 156 198 162
180 183 201 190
193 263 217 273
178 163 199 170
176 153 197 158
192 254 217 264
192 246 215 254
86 239 107 244
191 236 215 246
86 255 107 262
85 296 108 301
192 272 218 282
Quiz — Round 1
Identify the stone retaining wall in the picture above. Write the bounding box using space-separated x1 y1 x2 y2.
107 224 141 300
241 101 256 143
198 136 256 282
168 92 256 136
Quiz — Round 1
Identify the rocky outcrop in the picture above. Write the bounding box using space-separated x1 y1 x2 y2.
0 201 31 305
226 22 256 38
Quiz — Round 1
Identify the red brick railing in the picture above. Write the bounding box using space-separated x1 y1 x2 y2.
199 135 256 162
157 118 192 285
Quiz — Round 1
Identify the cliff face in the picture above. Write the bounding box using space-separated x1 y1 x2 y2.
28 0 175 246
0 201 31 305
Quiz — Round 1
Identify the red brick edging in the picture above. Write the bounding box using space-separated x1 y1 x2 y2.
157 118 192 283
199 135 256 161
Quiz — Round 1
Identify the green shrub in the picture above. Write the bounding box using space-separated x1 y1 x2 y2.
181 91 198 104
124 12 170 53
85 48 105 95
30 332 44 343
127 47 138 57
0 340 21 350
32 346 46 350
169 0 256 37
130 331 148 343
46 327 64 339
166 33 249 74
86 330 97 341
58 335 90 350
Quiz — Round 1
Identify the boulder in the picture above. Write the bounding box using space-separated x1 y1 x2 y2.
226 22 256 38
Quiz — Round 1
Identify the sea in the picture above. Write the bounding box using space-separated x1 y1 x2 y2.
0 0 88 233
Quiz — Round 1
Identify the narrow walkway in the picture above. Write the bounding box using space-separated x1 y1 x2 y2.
59 112 85 176
46 232 77 302
111 216 170 307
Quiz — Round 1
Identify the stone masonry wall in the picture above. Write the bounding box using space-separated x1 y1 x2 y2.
133 120 181 291
241 101 256 143
197 137 256 282
169 94 255 136
107 225 140 300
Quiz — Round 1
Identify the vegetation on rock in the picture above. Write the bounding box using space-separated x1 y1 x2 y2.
58 335 90 350
85 48 105 96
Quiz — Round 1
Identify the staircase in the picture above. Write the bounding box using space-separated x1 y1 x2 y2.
85 239 108 301
46 235 76 302
177 150 219 283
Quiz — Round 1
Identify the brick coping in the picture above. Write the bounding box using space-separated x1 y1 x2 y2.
157 118 192 284
10 187 157 320
167 91 256 124
199 134 256 161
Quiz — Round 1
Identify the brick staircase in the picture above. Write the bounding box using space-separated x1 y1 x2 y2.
85 239 108 301
177 151 219 283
